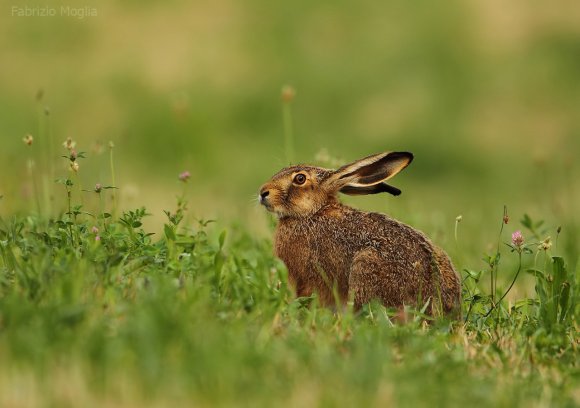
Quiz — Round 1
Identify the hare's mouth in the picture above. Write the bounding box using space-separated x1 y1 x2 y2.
261 202 274 212
259 194 274 212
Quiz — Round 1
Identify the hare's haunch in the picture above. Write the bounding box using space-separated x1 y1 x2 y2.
259 151 461 316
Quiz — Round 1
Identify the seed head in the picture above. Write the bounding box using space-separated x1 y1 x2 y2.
23 134 34 146
455 215 462 222
92 141 104 155
69 150 78 161
502 206 509 224
70 161 80 172
91 226 99 234
179 171 191 182
281 85 296 103
511 230 524 248
63 137 76 151
94 183 102 193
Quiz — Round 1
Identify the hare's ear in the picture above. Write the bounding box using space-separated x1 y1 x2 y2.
339 182 402 196
325 152 413 194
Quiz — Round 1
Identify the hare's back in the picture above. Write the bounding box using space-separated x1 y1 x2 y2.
349 210 460 312
346 210 435 260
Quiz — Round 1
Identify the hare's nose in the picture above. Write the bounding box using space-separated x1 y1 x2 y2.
260 190 270 200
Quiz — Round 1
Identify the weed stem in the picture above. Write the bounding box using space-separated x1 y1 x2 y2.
485 251 522 317
109 142 117 217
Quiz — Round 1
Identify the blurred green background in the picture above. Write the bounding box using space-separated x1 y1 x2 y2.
1 0 579 268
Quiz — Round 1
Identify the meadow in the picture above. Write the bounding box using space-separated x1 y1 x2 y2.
1 1 579 406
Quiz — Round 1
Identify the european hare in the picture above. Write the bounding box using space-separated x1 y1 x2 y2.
259 151 461 316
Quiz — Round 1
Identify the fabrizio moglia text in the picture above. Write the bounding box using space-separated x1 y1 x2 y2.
11 6 98 19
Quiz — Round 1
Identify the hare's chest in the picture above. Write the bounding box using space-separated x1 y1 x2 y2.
274 220 351 303
274 224 312 271
274 221 352 276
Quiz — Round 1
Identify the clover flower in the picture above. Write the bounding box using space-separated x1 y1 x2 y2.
511 231 524 248
91 226 100 242
179 171 191 182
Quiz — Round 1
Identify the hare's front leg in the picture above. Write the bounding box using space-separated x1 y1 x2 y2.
348 249 403 311
287 272 314 299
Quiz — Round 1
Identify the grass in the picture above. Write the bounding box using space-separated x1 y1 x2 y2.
0 170 578 406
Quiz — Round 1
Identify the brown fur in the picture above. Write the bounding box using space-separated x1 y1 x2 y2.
259 152 461 317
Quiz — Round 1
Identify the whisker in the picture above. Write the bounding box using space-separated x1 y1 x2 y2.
249 194 260 205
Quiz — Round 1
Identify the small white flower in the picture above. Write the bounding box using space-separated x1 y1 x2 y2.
63 137 76 150
539 237 552 251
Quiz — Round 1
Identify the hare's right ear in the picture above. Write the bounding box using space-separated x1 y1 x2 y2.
324 151 413 194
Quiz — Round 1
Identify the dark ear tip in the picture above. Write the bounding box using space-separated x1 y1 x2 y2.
382 183 402 196
339 183 402 196
391 151 414 163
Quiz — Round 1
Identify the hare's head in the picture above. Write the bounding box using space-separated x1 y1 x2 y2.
259 151 413 218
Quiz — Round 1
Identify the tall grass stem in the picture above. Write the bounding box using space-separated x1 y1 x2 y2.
283 103 294 164
491 206 508 303
485 251 523 317
109 142 117 217
27 160 41 215
47 110 54 215
281 86 296 164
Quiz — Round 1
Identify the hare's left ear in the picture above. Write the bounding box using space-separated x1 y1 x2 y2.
339 182 403 196
324 152 413 195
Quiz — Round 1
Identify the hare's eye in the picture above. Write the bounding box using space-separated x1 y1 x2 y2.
293 174 306 185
